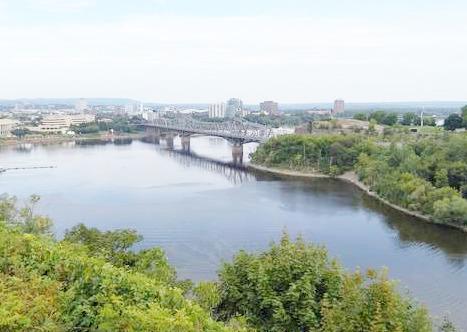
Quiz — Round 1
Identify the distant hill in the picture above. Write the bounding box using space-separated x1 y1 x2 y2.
274 101 467 112
0 98 139 106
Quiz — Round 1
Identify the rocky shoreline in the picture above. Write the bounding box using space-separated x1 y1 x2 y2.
248 163 467 233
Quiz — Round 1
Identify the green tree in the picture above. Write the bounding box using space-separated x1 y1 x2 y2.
444 114 463 131
461 105 467 125
401 112 417 126
368 119 377 134
353 113 367 121
215 234 432 332
193 281 221 315
435 169 449 188
0 194 53 235
381 112 398 126
63 224 177 284
368 111 387 124
10 128 30 138
71 122 100 134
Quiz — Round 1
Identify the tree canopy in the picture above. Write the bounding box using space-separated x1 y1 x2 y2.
444 114 464 131
215 234 432 332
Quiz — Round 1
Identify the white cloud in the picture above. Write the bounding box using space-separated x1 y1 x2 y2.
0 14 466 102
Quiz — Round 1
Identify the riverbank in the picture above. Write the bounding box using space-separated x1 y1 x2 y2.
248 163 467 233
0 132 146 147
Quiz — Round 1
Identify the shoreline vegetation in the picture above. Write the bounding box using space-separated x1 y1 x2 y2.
248 164 467 232
249 133 467 232
0 132 146 146
0 196 452 331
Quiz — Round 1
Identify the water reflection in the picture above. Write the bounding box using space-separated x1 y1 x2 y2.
362 195 467 266
161 149 255 185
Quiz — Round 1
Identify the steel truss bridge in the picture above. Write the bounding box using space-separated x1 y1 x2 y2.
142 117 272 143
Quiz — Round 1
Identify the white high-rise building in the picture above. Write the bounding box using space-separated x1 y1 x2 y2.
208 103 227 118
226 98 243 118
75 98 88 112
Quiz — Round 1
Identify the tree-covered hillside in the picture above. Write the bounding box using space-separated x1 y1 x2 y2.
251 133 467 226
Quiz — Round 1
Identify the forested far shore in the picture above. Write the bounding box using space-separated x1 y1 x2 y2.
251 133 467 228
0 195 456 331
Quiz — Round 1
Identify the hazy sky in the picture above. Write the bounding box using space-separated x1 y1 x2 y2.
1 0 466 103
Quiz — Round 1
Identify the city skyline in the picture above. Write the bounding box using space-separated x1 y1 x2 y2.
0 0 466 103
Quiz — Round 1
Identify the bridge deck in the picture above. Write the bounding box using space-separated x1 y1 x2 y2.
142 118 272 143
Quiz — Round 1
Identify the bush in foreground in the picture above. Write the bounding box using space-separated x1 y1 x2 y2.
0 196 455 331
215 234 433 332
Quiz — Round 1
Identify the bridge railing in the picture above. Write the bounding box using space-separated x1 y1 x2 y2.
148 117 272 143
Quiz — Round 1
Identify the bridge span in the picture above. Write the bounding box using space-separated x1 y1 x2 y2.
141 117 273 164
141 117 272 144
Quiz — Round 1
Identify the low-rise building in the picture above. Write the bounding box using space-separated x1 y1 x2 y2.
260 101 279 115
0 119 18 137
38 114 95 133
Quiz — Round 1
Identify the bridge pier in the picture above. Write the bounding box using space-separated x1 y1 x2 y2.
232 142 244 165
154 128 161 144
165 133 174 150
145 127 161 144
181 135 191 152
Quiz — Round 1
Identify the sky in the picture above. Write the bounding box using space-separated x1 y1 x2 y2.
0 0 466 103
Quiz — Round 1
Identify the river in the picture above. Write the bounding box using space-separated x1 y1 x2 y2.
0 136 466 329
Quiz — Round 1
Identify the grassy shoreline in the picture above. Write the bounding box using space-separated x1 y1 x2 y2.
248 163 467 233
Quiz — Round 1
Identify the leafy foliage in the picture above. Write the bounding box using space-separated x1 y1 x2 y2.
251 134 373 175
70 122 100 134
215 234 432 332
0 224 243 331
444 114 464 131
355 135 467 225
64 223 178 285
0 194 53 235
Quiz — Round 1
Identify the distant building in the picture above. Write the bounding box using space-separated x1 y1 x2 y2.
226 98 244 118
332 99 345 115
125 103 138 115
208 103 227 118
75 99 88 112
0 119 18 137
260 101 279 115
38 114 95 133
306 109 331 116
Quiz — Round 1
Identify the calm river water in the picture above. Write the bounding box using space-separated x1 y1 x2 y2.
1 137 466 329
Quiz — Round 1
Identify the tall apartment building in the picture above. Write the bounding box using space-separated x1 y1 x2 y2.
208 103 227 118
332 99 345 114
75 99 88 112
260 101 279 115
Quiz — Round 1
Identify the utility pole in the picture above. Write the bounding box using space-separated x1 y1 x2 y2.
420 107 424 128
